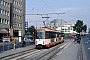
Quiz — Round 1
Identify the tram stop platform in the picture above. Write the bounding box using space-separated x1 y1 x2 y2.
0 45 35 58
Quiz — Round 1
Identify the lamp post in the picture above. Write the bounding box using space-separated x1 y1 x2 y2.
10 0 13 41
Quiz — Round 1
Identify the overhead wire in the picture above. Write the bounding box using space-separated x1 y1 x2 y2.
26 0 44 14
41 0 56 13
26 7 35 13
26 0 37 13
26 0 45 28
41 0 62 18
26 0 65 28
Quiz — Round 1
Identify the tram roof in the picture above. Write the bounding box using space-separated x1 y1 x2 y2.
36 28 61 32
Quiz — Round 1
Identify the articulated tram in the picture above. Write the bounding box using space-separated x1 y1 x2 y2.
35 28 64 48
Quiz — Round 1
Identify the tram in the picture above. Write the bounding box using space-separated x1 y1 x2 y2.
35 28 64 48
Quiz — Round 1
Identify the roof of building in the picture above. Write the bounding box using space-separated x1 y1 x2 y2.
50 19 67 24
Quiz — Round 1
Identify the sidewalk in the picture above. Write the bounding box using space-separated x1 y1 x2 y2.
0 45 35 58
0 41 34 52
51 42 80 60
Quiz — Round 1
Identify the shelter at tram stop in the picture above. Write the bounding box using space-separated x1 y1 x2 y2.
0 28 8 42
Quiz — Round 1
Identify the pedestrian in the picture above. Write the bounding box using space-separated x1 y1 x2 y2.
73 36 77 43
32 38 35 44
22 40 25 47
77 36 81 44
12 38 16 49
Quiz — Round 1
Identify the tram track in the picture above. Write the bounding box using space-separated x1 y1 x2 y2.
0 49 42 60
0 40 72 60
17 40 72 60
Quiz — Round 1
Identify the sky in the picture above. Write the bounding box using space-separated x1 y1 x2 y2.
26 0 90 30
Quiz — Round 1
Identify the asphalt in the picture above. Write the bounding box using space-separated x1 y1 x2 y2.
50 41 81 60
0 40 80 60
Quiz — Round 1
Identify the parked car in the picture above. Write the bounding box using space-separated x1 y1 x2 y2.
24 36 34 43
69 34 76 39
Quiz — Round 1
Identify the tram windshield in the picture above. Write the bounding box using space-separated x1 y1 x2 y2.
36 30 44 39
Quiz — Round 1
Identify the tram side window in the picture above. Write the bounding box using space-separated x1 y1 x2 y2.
51 32 55 38
45 31 50 39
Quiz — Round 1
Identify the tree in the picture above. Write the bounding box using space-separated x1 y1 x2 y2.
28 25 35 35
88 28 90 34
73 20 87 33
82 25 87 32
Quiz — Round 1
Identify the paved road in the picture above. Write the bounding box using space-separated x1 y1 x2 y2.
81 35 90 60
50 40 80 60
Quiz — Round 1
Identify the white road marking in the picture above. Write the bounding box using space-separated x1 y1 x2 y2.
85 42 88 43
88 48 90 50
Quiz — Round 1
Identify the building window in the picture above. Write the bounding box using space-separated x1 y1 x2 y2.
19 15 20 19
21 10 22 13
14 1 15 4
7 3 9 7
0 0 2 4
6 11 8 15
0 8 1 13
2 19 4 23
68 27 70 30
7 11 9 16
5 19 7 24
3 10 5 15
0 18 2 23
17 22 18 26
3 1 5 6
7 20 9 24
0 0 3 4
1 9 3 14
5 2 7 6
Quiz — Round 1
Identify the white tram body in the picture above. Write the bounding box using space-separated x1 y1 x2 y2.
35 28 64 48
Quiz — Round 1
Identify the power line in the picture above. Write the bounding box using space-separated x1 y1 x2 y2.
41 0 65 18
26 7 35 12
26 0 44 14
41 0 56 13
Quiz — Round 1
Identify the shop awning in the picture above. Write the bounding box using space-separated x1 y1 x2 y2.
0 29 8 33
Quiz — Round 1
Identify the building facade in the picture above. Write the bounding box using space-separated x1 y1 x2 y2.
0 0 25 41
49 19 76 34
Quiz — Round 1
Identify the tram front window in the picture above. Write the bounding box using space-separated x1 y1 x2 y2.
36 30 44 39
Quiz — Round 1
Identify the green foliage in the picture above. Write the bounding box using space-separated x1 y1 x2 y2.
28 25 35 34
82 25 87 32
73 20 87 33
88 28 90 34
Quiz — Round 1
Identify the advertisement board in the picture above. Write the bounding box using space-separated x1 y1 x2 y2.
3 36 10 42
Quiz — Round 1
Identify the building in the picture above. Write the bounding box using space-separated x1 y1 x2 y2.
49 19 76 37
0 0 25 42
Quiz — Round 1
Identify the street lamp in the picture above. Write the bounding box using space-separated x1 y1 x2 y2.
10 0 13 41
